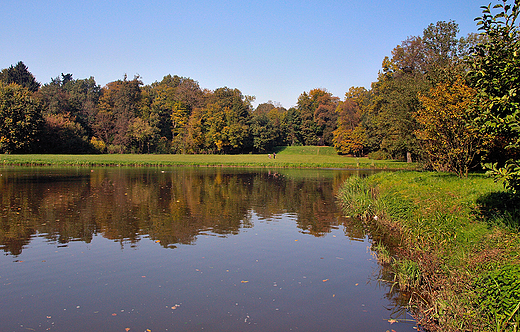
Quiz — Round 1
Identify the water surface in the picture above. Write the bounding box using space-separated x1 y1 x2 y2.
0 167 414 331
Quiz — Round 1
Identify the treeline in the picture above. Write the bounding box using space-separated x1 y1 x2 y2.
1 1 519 187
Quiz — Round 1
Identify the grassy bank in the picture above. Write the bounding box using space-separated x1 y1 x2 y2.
338 172 520 331
0 146 417 169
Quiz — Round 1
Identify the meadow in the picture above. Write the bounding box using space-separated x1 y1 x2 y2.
0 146 416 169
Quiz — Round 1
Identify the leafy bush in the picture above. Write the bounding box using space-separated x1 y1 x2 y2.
475 265 520 331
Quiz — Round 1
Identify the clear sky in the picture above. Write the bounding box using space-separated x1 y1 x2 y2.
1 0 484 109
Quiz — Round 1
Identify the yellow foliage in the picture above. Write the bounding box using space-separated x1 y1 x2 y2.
416 77 486 176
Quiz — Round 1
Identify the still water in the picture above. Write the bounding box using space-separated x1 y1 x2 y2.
0 167 415 332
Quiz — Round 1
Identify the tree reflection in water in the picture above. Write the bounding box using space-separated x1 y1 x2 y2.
0 167 362 255
0 167 416 330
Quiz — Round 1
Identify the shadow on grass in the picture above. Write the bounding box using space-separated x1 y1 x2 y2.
476 191 520 230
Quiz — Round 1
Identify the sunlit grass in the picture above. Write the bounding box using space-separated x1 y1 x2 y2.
0 149 416 169
338 171 520 331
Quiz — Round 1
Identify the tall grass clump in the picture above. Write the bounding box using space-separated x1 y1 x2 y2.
394 259 422 291
337 175 376 219
371 241 393 265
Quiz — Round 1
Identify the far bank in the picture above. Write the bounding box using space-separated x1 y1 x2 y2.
0 147 417 170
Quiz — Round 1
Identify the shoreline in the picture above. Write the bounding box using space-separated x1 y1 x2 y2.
0 153 418 170
337 172 520 331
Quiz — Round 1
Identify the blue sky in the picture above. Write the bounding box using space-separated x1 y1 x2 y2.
2 0 484 108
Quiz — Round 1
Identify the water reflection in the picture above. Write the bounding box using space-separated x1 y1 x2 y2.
0 167 416 331
0 167 369 256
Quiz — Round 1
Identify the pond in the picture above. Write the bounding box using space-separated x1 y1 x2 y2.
0 167 416 332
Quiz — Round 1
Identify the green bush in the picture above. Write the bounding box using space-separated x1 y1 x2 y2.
475 265 520 331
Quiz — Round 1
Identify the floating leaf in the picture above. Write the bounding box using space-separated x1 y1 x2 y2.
322 279 329 282
241 280 249 283
388 319 398 324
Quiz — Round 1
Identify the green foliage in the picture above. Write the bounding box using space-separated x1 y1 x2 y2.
0 61 40 92
484 161 520 193
475 265 520 331
469 0 520 193
0 82 43 153
367 150 391 160
372 241 393 265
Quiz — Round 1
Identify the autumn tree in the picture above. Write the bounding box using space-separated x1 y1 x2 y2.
469 0 520 192
416 77 485 177
203 87 254 153
333 87 367 156
127 117 159 153
296 89 339 146
144 75 204 147
94 76 142 152
0 82 44 153
39 112 93 153
364 20 471 161
36 74 101 152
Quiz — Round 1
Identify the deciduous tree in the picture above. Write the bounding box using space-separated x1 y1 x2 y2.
0 82 43 153
416 77 485 177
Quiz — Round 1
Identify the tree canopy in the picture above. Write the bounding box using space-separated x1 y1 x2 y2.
0 0 518 186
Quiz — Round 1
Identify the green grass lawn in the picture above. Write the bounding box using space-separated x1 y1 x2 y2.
0 146 416 169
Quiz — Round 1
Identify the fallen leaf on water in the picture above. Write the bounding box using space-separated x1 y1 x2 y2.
322 279 329 282
141 276 146 278
294 240 298 241
355 283 359 286
388 319 398 324
112 313 117 316
125 328 130 332
332 294 335 297
155 240 160 243
241 280 249 283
